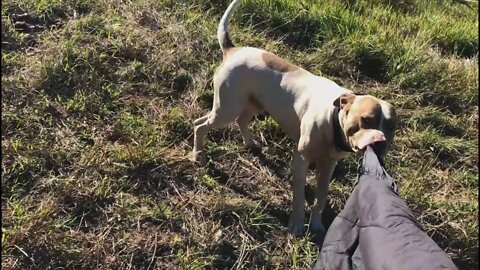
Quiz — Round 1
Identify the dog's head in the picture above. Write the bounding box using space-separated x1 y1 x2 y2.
334 93 397 158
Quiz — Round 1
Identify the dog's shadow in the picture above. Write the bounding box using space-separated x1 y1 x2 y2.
251 147 342 233
207 146 353 246
248 147 349 231
246 145 288 180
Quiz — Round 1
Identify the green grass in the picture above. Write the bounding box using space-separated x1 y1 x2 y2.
2 0 478 269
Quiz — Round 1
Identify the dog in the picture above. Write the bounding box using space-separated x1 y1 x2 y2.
191 0 397 235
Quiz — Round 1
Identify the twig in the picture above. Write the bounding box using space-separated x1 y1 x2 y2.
232 235 248 270
13 245 35 264
146 233 158 270
126 253 134 270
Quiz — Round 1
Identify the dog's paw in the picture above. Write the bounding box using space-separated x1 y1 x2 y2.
309 220 326 236
243 139 256 148
190 151 206 166
246 143 261 155
288 216 305 236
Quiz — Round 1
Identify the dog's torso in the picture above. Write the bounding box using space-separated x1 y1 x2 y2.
215 47 351 162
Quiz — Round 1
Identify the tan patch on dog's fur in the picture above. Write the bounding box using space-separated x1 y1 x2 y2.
342 96 383 138
262 52 299 73
350 97 382 128
334 93 356 112
354 97 381 117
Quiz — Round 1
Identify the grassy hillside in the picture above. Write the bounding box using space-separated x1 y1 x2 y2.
2 0 478 269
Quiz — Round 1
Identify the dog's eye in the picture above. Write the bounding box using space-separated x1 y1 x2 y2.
361 116 371 126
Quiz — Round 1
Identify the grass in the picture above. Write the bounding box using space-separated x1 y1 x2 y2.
1 0 478 269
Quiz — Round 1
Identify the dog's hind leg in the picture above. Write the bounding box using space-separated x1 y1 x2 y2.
194 113 210 126
192 83 247 165
192 113 211 164
236 101 258 147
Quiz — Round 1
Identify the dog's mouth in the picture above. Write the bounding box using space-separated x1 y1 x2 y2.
355 141 386 155
349 129 386 154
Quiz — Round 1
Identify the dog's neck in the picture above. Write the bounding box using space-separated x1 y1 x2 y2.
332 107 354 153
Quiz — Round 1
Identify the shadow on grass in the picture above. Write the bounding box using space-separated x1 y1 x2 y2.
210 241 237 269
206 147 345 247
9 241 87 270
120 159 195 197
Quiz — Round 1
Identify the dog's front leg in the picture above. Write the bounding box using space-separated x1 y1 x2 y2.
288 150 309 235
310 160 336 236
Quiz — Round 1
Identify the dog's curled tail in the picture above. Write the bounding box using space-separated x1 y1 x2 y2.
218 0 242 53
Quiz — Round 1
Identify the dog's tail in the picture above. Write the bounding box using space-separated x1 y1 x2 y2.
218 0 242 53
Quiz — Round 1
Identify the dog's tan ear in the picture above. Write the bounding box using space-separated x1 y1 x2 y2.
333 93 356 111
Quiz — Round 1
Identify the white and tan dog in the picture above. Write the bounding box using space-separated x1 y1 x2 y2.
192 0 397 235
